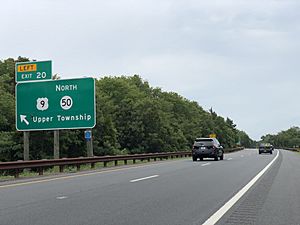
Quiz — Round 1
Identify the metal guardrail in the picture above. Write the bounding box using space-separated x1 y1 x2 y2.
0 152 191 178
282 148 300 152
225 147 244 153
0 147 244 178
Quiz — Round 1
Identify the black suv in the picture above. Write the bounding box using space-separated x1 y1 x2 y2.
192 138 224 161
258 143 273 154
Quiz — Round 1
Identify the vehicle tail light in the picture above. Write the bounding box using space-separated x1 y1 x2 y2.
212 145 216 152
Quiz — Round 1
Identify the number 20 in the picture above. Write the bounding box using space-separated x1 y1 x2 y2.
37 72 47 79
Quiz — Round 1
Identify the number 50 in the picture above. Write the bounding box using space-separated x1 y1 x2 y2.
60 96 73 110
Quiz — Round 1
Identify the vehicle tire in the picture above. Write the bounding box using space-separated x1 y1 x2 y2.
259 151 261 154
192 156 197 161
270 151 273 154
214 156 219 161
199 157 203 161
220 154 224 160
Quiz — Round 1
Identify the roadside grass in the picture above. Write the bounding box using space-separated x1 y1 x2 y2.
0 156 189 182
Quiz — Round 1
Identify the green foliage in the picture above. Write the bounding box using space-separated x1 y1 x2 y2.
238 130 256 148
0 58 254 162
0 83 15 131
0 132 22 161
261 127 300 148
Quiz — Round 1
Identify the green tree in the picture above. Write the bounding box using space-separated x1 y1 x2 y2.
0 57 255 162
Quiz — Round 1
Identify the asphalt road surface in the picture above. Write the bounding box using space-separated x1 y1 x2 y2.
0 149 299 225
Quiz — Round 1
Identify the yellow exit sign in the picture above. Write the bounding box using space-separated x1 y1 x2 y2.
209 134 217 138
17 64 37 72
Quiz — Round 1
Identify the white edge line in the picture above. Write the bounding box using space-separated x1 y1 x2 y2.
130 175 159 183
227 158 232 160
201 163 211 166
202 150 279 225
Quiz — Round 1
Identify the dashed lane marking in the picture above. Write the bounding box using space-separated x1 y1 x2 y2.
56 196 68 200
130 175 159 183
0 160 182 189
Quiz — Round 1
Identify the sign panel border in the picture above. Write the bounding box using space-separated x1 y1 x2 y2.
15 77 96 131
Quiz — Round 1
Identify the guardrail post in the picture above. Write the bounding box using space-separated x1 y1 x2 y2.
38 167 43 176
114 160 118 166
104 162 107 167
91 163 95 169
76 165 80 171
14 169 20 178
124 160 127 165
59 165 64 173
147 158 151 162
133 159 136 164
154 157 157 161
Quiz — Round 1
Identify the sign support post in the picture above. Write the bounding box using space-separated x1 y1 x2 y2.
54 130 60 159
23 131 30 161
85 130 93 157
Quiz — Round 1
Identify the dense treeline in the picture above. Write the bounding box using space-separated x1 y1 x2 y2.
0 57 254 162
261 127 300 148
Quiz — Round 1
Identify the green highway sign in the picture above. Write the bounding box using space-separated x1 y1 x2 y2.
15 60 52 82
16 78 96 131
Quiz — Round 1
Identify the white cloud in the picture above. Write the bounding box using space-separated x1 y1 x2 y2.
1 0 300 139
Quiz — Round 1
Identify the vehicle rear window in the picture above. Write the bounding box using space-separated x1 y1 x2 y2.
194 138 213 146
260 143 272 148
195 138 213 142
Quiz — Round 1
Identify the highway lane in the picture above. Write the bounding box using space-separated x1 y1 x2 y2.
0 149 296 225
217 149 300 225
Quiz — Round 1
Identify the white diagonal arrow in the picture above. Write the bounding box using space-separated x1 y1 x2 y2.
20 115 29 125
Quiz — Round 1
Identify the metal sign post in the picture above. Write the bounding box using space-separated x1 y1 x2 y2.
54 130 60 159
85 130 93 157
23 131 30 161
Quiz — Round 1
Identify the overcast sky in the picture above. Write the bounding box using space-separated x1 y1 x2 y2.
1 0 299 140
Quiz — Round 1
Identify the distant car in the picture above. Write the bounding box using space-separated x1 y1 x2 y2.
192 138 224 161
258 143 274 154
